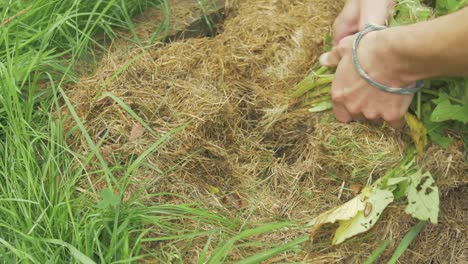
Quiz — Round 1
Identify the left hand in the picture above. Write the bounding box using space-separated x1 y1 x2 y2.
320 31 414 128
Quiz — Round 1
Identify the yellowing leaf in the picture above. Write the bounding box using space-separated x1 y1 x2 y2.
405 170 439 224
404 113 428 156
309 186 394 244
207 185 221 194
309 189 367 239
333 188 394 244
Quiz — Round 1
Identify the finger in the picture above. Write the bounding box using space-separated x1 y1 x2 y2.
359 0 394 29
333 0 360 45
362 110 381 122
334 23 359 46
319 49 341 67
333 103 352 123
387 118 404 129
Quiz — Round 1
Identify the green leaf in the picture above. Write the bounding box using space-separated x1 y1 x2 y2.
405 171 439 224
422 102 453 148
430 96 468 123
435 0 468 15
323 33 333 52
391 0 433 26
43 239 96 264
97 188 120 209
333 188 394 244
393 180 410 200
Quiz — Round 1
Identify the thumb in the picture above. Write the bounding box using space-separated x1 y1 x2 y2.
319 48 341 67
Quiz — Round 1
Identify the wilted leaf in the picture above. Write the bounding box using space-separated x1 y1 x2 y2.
129 123 145 141
405 113 428 156
350 184 364 195
405 170 439 224
309 188 367 239
309 187 394 245
333 187 394 244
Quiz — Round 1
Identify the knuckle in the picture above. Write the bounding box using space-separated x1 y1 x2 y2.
331 90 344 103
383 111 401 122
336 37 353 54
336 42 347 54
363 111 379 120
337 115 352 123
346 105 360 115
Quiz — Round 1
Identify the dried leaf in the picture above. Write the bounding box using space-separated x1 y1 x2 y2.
333 187 393 244
309 187 394 245
309 187 369 240
129 123 144 141
350 184 364 195
404 113 427 156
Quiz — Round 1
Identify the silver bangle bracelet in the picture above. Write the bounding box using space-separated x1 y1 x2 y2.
352 23 424 95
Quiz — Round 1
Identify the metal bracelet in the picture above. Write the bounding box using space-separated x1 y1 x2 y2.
352 23 424 95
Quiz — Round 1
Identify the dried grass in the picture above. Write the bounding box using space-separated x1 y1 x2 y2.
64 0 467 262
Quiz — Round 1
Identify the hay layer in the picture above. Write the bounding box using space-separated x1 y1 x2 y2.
65 0 467 262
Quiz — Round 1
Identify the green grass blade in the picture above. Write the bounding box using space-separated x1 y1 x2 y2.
43 238 96 264
388 221 427 264
208 222 292 264
363 239 391 264
235 235 308 264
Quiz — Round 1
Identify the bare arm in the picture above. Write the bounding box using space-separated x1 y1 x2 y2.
384 7 468 83
320 7 468 127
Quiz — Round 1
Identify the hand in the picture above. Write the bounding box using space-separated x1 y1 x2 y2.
320 31 415 128
333 0 395 45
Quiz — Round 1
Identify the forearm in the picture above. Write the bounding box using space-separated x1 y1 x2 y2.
381 7 468 83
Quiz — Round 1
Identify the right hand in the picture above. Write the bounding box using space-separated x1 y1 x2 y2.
333 0 395 45
321 31 415 128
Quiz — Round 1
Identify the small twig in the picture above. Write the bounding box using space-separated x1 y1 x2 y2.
0 5 32 28
337 181 345 200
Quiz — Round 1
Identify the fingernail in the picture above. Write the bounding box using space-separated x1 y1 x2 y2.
319 53 330 66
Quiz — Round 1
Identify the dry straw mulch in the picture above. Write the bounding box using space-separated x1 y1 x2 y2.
64 0 467 262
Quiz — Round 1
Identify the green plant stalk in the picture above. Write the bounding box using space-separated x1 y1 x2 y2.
304 85 331 100
301 95 331 108
363 239 391 264
387 221 427 264
290 75 333 98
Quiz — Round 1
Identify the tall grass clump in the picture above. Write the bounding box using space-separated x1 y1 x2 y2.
0 0 242 262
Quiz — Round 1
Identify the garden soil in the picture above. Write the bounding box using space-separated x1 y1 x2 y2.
64 0 467 262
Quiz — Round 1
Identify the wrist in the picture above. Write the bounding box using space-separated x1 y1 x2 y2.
356 29 417 89
377 26 432 84
374 27 429 87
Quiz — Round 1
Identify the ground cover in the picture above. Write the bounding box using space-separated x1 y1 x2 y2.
0 0 466 263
